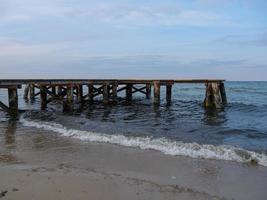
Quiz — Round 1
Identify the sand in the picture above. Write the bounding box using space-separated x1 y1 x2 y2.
0 124 267 200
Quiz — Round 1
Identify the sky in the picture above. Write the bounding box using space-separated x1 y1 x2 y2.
0 0 266 80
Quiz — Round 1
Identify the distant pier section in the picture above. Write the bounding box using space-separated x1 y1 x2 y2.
0 79 227 114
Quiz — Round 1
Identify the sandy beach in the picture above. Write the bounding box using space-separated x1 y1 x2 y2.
1 123 267 200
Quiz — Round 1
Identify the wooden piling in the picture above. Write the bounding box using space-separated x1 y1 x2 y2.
77 85 83 102
112 82 118 100
40 85 47 110
52 86 56 95
153 81 160 105
57 86 63 95
126 84 133 101
166 84 172 105
103 83 109 104
204 83 222 108
146 83 151 99
29 84 35 100
219 82 227 104
88 84 94 102
24 84 30 99
64 85 74 111
8 87 18 113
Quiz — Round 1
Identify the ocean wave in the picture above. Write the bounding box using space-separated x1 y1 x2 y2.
19 116 267 167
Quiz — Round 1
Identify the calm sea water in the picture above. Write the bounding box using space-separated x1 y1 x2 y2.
1 81 267 165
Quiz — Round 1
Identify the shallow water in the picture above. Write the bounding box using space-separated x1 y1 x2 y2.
1 81 267 165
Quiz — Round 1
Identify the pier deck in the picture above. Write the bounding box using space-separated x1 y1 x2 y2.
0 79 226 113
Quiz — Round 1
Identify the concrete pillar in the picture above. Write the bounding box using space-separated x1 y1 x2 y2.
153 81 160 105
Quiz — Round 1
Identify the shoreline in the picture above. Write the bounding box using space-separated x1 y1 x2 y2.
1 123 267 200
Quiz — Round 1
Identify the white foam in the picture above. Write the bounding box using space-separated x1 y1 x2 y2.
20 116 267 167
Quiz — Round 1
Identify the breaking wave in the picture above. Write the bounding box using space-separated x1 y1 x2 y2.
20 116 267 167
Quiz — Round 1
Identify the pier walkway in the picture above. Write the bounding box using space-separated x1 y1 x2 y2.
0 79 227 113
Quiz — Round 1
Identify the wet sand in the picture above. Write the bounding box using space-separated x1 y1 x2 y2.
0 123 267 200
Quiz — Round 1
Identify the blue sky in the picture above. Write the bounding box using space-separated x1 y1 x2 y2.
0 0 266 80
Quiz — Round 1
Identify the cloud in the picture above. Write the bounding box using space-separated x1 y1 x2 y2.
215 33 267 46
0 0 234 27
64 4 233 27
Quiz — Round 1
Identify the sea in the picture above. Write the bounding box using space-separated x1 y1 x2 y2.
1 81 267 166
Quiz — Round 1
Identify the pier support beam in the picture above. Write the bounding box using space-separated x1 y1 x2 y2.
88 84 94 102
8 87 18 114
40 86 47 110
77 85 83 103
112 82 118 101
51 86 56 95
153 81 160 105
64 85 74 112
103 83 109 104
57 86 63 96
166 84 172 105
29 84 35 100
204 82 223 109
219 82 227 104
146 84 151 99
24 85 30 99
126 84 133 101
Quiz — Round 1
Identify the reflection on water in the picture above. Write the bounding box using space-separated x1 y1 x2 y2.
4 120 17 147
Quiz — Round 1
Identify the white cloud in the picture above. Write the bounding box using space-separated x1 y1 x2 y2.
64 4 232 27
0 0 234 27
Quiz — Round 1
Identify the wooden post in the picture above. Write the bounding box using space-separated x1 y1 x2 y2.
40 85 47 110
112 82 118 101
219 82 227 104
29 84 35 100
126 84 133 101
88 84 94 102
8 87 18 113
77 84 83 102
204 82 222 108
153 81 160 105
146 83 151 99
24 84 30 99
166 84 172 105
103 83 109 104
52 86 56 95
57 86 63 95
64 85 74 112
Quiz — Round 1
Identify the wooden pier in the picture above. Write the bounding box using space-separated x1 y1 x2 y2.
0 79 227 114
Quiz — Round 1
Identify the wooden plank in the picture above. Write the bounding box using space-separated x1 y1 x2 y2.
0 79 225 86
